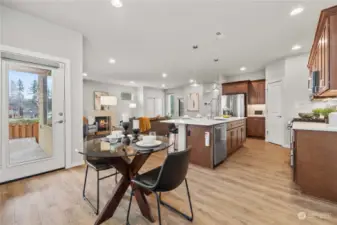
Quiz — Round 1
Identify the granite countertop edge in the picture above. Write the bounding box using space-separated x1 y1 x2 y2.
160 117 246 126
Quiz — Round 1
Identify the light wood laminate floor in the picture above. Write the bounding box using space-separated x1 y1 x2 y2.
1 138 337 225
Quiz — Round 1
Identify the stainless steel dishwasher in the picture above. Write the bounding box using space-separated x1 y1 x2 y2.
213 123 227 166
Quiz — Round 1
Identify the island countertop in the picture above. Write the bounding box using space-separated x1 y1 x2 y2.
160 117 246 126
292 122 337 132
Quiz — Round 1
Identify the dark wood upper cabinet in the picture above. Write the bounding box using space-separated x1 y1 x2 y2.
248 80 265 104
308 6 337 97
222 81 248 95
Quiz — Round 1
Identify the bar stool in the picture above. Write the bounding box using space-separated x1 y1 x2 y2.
168 123 178 151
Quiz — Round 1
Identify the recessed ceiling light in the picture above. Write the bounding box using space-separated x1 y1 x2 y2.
191 82 199 87
290 7 304 16
292 44 302 50
111 0 123 8
240 67 246 71
109 58 116 64
189 79 194 83
130 81 135 84
162 84 166 88
82 73 88 77
162 73 167 78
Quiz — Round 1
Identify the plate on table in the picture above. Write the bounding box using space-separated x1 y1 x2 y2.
135 140 162 148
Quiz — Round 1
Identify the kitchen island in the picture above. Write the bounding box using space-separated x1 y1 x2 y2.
161 117 246 169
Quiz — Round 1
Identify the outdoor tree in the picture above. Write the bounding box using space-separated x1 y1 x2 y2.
9 80 18 118
16 79 25 117
29 80 39 108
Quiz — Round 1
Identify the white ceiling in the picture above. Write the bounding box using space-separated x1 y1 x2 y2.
3 0 337 88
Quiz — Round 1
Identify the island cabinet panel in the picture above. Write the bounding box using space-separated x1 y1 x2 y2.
294 130 337 202
186 125 213 169
226 119 246 155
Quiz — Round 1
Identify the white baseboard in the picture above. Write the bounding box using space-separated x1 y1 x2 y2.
66 161 85 169
282 144 290 149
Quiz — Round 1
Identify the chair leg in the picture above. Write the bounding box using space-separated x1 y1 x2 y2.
126 190 134 225
159 178 193 221
115 169 118 184
96 170 100 215
82 165 89 199
82 167 99 215
154 192 162 225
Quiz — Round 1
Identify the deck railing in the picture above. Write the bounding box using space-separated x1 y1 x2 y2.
9 122 39 143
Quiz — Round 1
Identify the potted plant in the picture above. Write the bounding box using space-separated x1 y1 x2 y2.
312 108 322 119
321 108 336 123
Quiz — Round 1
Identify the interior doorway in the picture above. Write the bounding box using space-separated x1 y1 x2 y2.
266 80 284 146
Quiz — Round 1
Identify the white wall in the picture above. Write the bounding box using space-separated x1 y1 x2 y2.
220 71 265 83
0 6 2 44
266 60 285 82
265 54 332 147
83 80 138 124
1 6 83 166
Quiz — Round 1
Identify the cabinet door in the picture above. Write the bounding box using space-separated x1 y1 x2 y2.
323 20 329 91
232 129 238 151
237 127 242 147
242 126 246 143
246 118 254 136
248 82 257 104
256 118 266 138
226 130 232 154
258 81 266 104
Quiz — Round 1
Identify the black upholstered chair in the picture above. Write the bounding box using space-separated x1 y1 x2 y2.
82 158 118 215
126 147 193 225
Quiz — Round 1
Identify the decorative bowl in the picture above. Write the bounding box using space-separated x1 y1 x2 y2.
298 113 314 119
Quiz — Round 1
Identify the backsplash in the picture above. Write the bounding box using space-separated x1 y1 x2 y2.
247 104 266 116
293 98 337 117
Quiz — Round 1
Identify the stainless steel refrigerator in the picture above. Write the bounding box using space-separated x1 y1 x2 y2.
221 94 245 117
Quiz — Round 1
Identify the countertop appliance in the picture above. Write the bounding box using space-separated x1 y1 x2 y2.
213 123 227 166
221 94 245 117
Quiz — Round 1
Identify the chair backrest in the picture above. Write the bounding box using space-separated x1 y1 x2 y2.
154 147 191 192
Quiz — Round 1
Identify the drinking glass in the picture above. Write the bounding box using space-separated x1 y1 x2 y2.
149 131 156 137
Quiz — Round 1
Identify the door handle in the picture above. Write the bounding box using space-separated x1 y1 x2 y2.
55 120 64 124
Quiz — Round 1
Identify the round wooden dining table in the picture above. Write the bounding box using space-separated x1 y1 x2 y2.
76 136 172 225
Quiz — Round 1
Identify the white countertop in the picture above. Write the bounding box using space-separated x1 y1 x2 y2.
161 117 246 126
247 115 265 118
292 122 337 132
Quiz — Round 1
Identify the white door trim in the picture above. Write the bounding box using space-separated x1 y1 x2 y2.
0 44 73 169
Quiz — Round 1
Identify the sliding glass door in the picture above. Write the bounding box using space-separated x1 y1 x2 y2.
0 59 65 183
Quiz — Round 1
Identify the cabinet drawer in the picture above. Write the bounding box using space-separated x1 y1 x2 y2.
227 119 245 130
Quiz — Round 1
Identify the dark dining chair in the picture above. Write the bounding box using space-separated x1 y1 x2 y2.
126 147 193 225
83 158 118 215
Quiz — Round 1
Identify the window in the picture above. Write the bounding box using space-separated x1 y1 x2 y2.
166 94 175 116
